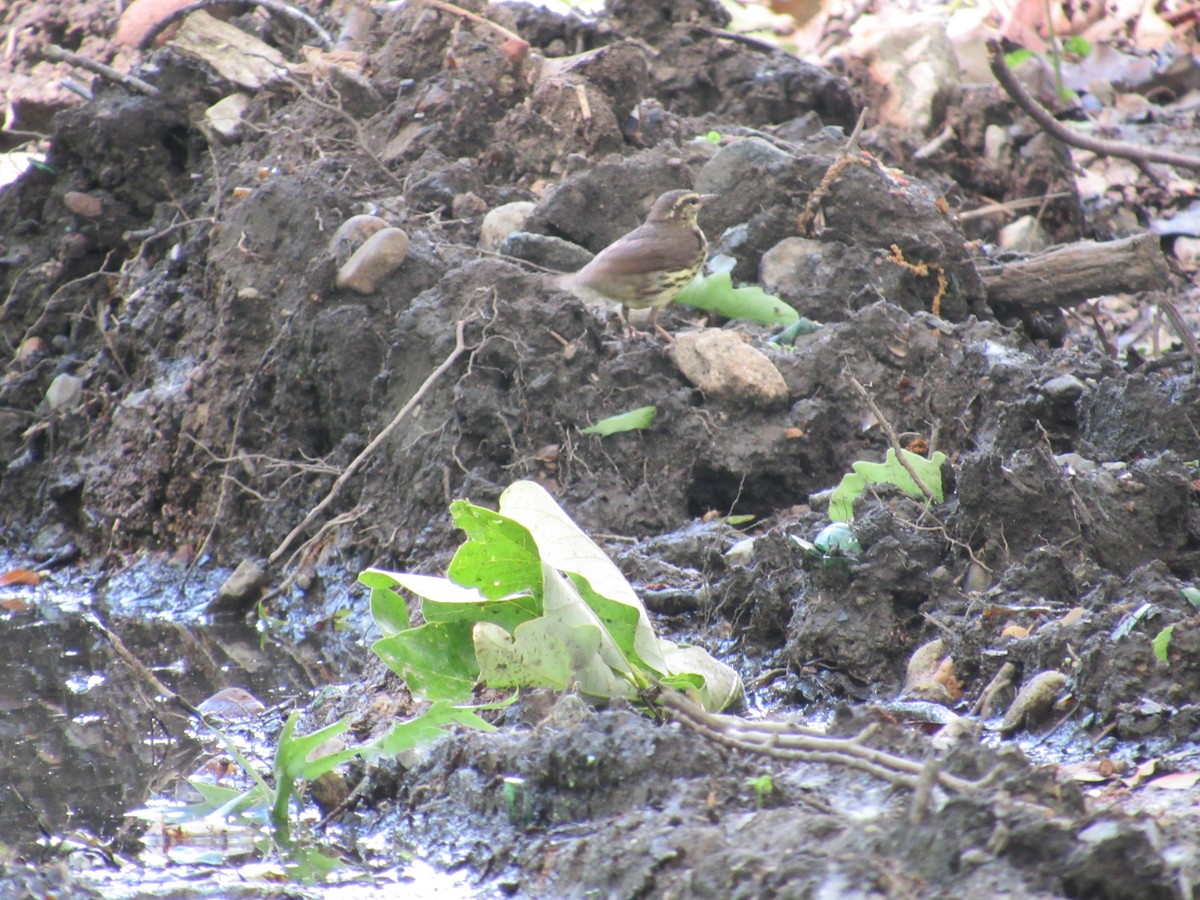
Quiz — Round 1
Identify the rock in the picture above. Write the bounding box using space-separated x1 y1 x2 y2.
1043 374 1088 403
694 137 792 199
669 329 789 408
329 214 390 264
451 192 487 219
760 236 824 297
480 201 536 252
1000 670 1068 734
499 232 593 274
846 12 961 134
999 216 1051 252
63 191 103 217
203 92 252 143
336 227 410 294
208 558 268 616
46 373 84 410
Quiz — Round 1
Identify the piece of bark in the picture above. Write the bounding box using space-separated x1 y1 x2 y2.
979 234 1169 312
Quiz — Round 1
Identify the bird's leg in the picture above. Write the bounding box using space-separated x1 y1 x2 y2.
648 307 675 343
622 305 650 339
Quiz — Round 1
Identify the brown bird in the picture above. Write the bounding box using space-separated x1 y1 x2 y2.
555 189 716 341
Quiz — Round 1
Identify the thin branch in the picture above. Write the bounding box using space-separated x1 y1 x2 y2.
423 0 525 45
269 318 474 567
847 376 937 503
656 689 1004 796
987 39 1200 172
42 45 160 95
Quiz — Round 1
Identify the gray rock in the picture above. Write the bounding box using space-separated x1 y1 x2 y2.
46 373 84 411
669 329 789 408
480 201 536 252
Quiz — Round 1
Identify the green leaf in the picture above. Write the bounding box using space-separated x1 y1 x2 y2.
1152 624 1175 663
1062 35 1091 57
364 699 503 758
581 405 657 436
365 569 539 633
372 621 481 701
1004 49 1036 68
829 449 947 523
275 715 356 785
1181 587 1200 609
448 500 544 603
474 618 635 698
271 713 358 844
361 481 744 711
675 271 799 325
361 570 411 635
498 482 670 676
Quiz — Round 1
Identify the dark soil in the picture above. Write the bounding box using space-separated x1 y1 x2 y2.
2 0 1199 897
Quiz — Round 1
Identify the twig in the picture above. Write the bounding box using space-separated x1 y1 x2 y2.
912 124 954 161
958 193 1073 222
1155 295 1200 367
269 319 474 566
796 107 871 236
847 376 937 503
423 0 525 45
84 613 203 721
656 689 1003 795
42 45 160 95
987 39 1200 172
971 661 1016 719
137 0 333 50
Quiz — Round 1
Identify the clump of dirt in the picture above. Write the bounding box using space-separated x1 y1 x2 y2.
1 0 1199 895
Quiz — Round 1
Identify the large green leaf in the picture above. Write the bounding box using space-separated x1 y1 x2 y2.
364 481 744 711
360 569 410 636
448 500 543 600
498 481 670 675
372 621 480 701
362 570 539 633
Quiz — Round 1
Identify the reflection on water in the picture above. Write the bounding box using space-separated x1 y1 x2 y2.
0 556 357 854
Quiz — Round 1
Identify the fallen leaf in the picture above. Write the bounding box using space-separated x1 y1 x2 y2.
0 568 41 587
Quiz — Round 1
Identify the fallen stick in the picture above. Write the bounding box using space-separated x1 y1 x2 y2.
979 234 1170 312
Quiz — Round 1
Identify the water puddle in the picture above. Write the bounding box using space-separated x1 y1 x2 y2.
0 553 359 855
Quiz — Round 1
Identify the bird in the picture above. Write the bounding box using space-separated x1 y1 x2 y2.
555 189 716 341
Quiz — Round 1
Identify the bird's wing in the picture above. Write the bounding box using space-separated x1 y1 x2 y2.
571 229 703 301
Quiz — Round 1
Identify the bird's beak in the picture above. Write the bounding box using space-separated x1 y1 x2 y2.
697 194 718 204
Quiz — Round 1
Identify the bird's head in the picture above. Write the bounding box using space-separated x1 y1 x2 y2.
646 190 717 226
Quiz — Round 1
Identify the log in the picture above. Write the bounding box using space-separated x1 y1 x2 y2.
979 234 1169 312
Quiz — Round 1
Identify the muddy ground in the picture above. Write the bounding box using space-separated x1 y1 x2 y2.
2 0 1200 897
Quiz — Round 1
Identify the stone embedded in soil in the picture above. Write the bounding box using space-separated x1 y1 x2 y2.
208 558 268 616
1000 670 1068 734
330 214 391 262
760 236 824 296
499 231 593 274
63 191 103 218
46 373 84 411
480 201 536 252
203 92 252 143
336 227 411 294
669 329 789 408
